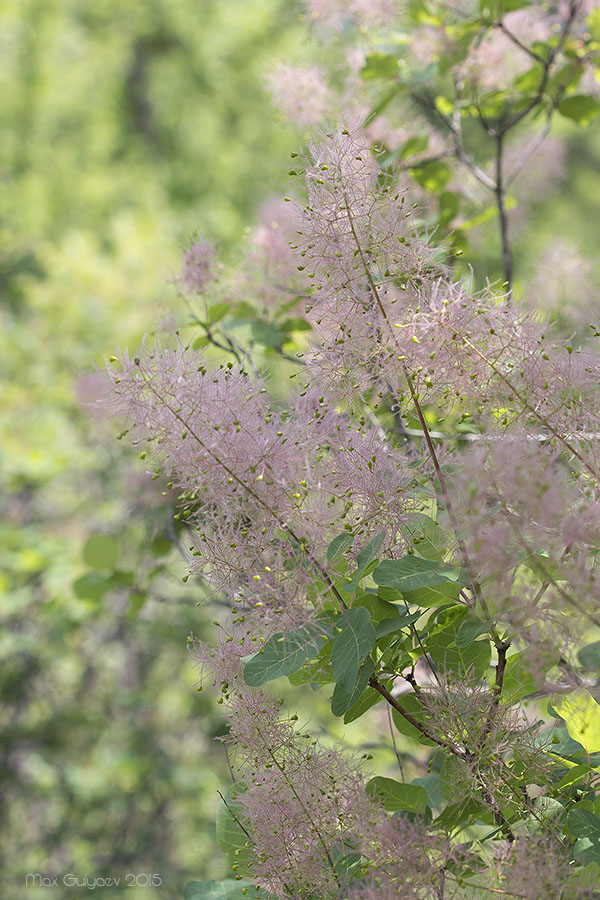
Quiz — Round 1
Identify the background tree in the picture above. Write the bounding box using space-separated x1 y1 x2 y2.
1 1 308 896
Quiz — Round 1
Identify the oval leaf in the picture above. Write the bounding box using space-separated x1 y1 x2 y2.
391 693 436 746
578 642 600 671
216 785 252 872
244 624 329 687
552 689 600 755
331 658 374 717
455 615 492 648
83 534 119 570
373 556 459 593
366 777 428 813
331 608 376 694
327 532 354 564
558 94 600 126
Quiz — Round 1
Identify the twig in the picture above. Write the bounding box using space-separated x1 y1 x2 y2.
494 133 512 291
443 871 530 899
499 0 580 136
454 332 600 482
266 746 342 891
403 368 490 619
217 789 253 843
368 676 462 755
134 359 350 612
505 117 552 189
495 20 547 65
386 704 405 779
492 641 510 705
415 94 496 191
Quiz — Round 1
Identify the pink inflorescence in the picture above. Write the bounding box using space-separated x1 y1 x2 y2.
219 684 381 898
104 334 415 624
267 63 332 127
102 119 600 898
179 240 215 295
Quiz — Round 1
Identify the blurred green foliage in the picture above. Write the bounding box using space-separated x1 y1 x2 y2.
0 1 305 896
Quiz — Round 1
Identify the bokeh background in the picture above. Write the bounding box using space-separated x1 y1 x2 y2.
2 1 600 898
1 2 308 896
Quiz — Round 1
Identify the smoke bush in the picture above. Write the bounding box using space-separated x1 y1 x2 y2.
103 3 600 898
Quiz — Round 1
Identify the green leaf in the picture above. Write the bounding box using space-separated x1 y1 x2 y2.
250 320 285 347
401 514 447 560
83 534 119 570
343 679 390 724
514 64 545 93
429 604 466 630
578 642 600 671
216 785 252 873
375 586 405 604
331 658 374 717
365 84 403 126
547 60 582 95
479 0 532 17
150 535 172 557
400 62 438 87
229 301 256 319
412 774 443 809
280 316 312 333
409 160 452 193
399 134 428 159
333 851 362 883
331 608 377 694
127 591 146 618
354 591 400 623
392 693 436 746
344 532 386 593
568 808 600 865
326 532 354 565
434 797 487 830
423 607 491 676
473 88 511 120
243 624 329 686
434 95 454 117
438 191 460 229
455 615 492 648
440 755 468 802
552 689 600 755
501 651 543 703
458 204 499 232
207 302 230 325
373 556 459 593
357 531 386 571
109 569 135 587
346 558 380 594
531 796 565 825
361 53 399 81
366 777 428 813
184 882 273 900
287 651 334 687
401 581 461 607
73 572 111 601
547 725 600 766
375 612 421 640
557 763 592 790
425 631 491 677
558 94 600 126
589 8 600 42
